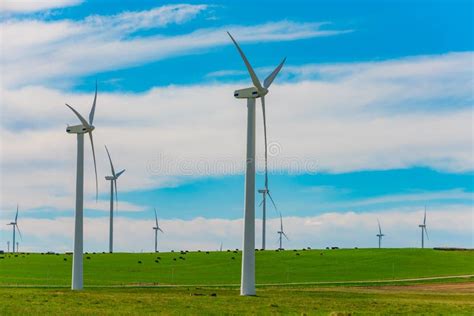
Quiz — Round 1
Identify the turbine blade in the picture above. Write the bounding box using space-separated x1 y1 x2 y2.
267 191 277 211
424 227 429 240
65 104 90 128
114 179 118 211
264 57 286 89
89 132 98 201
16 224 22 241
104 145 116 177
282 232 289 240
261 96 268 189
377 219 382 235
158 227 164 233
154 208 158 227
116 169 125 178
424 206 427 225
15 204 18 222
227 32 263 91
89 81 97 125
259 199 264 207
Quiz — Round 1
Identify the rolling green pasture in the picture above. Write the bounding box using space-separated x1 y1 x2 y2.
1 285 474 315
0 248 473 286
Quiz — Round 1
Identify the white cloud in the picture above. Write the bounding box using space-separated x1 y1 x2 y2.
0 206 471 253
0 52 472 212
0 7 349 87
84 4 208 31
0 0 82 13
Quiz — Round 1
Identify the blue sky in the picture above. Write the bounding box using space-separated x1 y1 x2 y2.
0 0 472 252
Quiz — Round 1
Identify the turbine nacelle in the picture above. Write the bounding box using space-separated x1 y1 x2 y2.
258 188 269 194
233 87 268 99
105 175 115 180
66 124 95 134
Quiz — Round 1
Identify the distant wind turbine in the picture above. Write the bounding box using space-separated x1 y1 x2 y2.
227 31 285 296
418 206 429 248
257 54 285 251
104 145 125 253
153 208 163 252
7 241 10 253
277 213 289 250
7 205 21 253
376 219 384 249
65 82 99 290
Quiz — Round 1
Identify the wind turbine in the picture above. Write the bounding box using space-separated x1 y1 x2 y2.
7 205 21 253
257 55 284 251
65 82 99 290
7 241 10 253
227 32 285 296
376 219 384 249
277 212 288 250
104 145 125 253
152 208 163 253
418 206 429 248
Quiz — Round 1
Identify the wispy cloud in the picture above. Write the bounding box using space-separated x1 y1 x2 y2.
0 0 82 13
1 6 350 87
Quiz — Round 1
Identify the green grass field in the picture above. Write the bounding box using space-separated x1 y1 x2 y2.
1 248 473 314
1 248 472 286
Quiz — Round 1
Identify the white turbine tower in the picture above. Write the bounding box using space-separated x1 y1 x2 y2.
7 205 21 253
376 219 384 249
228 32 285 296
65 83 99 290
152 208 163 253
418 206 429 248
105 145 125 253
277 213 288 250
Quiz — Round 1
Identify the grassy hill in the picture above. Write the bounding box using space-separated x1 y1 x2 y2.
1 248 473 287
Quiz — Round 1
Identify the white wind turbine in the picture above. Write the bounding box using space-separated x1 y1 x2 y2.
7 205 21 253
104 145 125 253
258 54 284 250
153 208 163 252
277 212 288 250
228 32 285 296
418 206 429 248
376 219 384 249
65 82 99 290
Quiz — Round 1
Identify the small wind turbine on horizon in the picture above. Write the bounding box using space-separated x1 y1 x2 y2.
227 31 285 296
376 219 384 249
7 205 22 253
418 206 429 248
105 145 125 253
7 241 10 253
65 82 99 290
277 213 289 250
153 208 163 253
